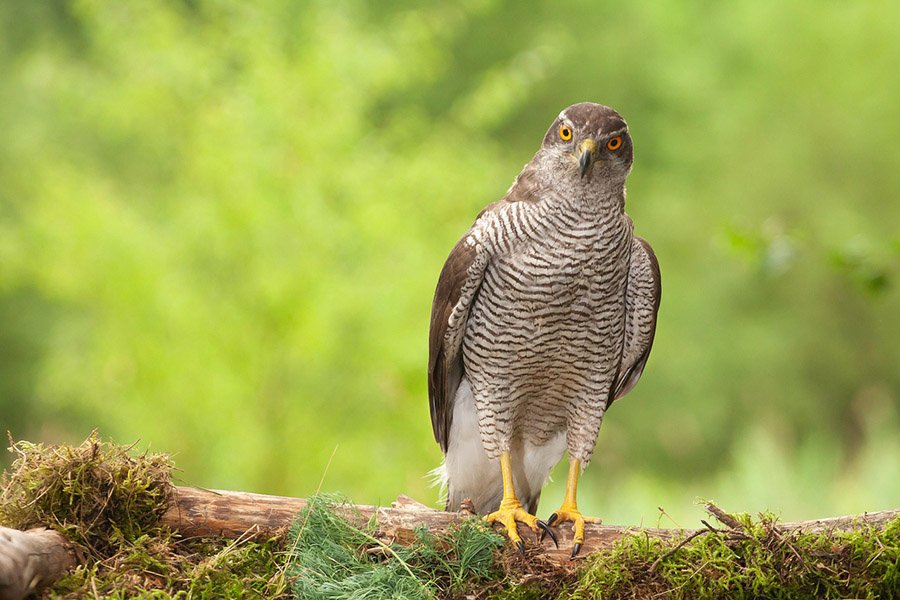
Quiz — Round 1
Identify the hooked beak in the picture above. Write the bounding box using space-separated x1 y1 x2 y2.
578 139 598 178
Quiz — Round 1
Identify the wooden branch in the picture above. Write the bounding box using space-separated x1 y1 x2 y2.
3 483 898 597
0 527 75 600
161 486 900 563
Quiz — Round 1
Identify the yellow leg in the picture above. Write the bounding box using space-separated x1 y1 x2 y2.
484 451 554 552
547 459 602 556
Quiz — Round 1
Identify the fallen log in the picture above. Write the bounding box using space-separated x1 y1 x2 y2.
160 485 900 563
3 484 898 599
0 527 75 600
162 486 683 562
6 436 898 597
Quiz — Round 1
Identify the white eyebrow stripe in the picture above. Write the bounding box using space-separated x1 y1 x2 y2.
603 126 628 137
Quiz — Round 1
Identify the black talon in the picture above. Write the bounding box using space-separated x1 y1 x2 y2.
571 542 582 558
516 540 526 555
547 513 558 526
537 520 558 548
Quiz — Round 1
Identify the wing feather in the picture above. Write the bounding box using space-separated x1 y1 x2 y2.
428 167 541 453
428 235 486 452
610 236 661 403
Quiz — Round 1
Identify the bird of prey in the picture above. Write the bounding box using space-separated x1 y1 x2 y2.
428 102 661 556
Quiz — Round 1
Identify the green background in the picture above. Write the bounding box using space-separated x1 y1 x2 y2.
1 0 898 526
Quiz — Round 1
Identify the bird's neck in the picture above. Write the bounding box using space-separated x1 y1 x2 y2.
578 186 626 218
546 180 626 224
529 154 624 216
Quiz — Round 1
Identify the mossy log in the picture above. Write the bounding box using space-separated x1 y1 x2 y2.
161 485 900 564
6 437 898 597
2 482 898 597
0 527 75 600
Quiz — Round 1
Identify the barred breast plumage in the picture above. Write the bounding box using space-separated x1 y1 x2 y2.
428 103 661 528
463 193 632 462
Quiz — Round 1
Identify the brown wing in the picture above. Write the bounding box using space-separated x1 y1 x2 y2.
428 165 544 452
610 236 661 403
428 235 487 453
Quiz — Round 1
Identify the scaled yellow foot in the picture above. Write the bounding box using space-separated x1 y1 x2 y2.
546 503 602 556
546 458 601 556
485 497 543 551
485 451 556 552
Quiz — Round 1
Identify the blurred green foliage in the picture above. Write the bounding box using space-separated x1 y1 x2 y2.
0 0 898 525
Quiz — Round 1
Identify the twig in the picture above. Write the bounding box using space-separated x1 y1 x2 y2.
705 503 744 531
656 506 683 529
648 528 712 573
273 444 338 591
769 524 806 569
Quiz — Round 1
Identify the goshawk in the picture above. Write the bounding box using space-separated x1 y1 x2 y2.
428 102 661 555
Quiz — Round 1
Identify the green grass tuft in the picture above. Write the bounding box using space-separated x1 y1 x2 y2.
287 493 507 599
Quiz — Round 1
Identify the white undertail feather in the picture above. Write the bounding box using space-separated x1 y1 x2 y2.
438 377 567 515
426 464 449 508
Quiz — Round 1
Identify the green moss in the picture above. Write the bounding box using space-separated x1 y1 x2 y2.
47 534 289 599
568 512 900 599
491 582 568 600
0 433 172 554
1 435 291 599
3 436 896 599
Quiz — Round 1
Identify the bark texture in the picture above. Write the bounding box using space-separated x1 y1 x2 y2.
161 486 900 564
0 527 75 600
3 484 897 597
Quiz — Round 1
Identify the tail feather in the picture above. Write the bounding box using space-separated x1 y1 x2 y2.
445 464 543 515
436 377 565 516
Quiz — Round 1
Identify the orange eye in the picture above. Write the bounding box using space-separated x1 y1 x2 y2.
606 136 623 151
559 125 573 141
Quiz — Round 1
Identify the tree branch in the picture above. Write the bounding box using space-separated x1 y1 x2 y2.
0 527 75 600
160 486 900 563
3 485 897 599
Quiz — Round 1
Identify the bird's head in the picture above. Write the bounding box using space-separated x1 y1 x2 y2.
540 102 633 185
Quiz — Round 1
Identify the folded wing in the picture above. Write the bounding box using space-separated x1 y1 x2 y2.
611 236 662 403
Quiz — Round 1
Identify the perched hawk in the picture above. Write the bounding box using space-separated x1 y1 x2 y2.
428 103 661 555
